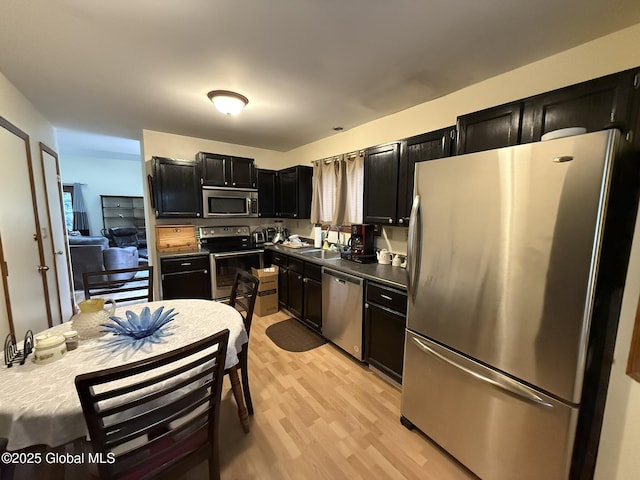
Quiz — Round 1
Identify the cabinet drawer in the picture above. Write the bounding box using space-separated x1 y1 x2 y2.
271 253 289 268
367 282 407 314
161 255 209 274
304 262 322 282
288 257 304 274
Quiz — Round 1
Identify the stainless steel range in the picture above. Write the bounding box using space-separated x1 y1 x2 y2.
199 226 264 300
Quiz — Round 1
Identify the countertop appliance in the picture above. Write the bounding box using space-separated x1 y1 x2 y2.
202 187 258 218
322 267 364 360
402 129 638 480
199 226 263 299
348 224 375 255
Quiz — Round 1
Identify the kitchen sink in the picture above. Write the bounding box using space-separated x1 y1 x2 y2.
299 249 342 260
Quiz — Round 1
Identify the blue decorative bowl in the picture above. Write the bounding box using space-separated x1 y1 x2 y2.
100 306 178 350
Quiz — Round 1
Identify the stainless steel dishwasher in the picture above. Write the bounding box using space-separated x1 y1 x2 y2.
322 267 364 361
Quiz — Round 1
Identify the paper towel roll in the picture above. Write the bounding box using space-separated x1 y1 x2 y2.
314 226 323 248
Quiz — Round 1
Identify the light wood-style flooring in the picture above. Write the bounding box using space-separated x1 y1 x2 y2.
187 310 476 480
12 309 475 479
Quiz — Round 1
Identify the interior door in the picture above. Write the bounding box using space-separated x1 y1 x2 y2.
0 117 51 340
40 143 74 323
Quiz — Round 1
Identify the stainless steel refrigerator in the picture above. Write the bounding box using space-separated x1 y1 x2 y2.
401 129 635 480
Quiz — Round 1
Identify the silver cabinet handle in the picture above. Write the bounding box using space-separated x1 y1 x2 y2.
37 265 50 272
380 294 392 301
412 337 553 408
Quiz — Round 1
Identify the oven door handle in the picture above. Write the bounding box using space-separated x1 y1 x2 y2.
211 249 264 259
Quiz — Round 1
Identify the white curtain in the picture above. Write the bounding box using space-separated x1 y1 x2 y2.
343 151 364 224
310 151 363 226
311 156 343 224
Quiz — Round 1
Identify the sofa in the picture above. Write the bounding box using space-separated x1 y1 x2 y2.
69 235 139 290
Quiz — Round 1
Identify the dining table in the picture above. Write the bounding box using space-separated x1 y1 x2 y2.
0 298 250 452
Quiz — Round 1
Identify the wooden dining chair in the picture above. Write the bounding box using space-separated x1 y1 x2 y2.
75 330 229 480
225 270 260 421
83 265 154 304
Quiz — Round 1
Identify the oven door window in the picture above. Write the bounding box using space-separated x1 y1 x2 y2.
207 196 248 215
213 253 263 298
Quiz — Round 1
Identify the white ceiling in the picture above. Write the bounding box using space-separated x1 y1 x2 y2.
2 0 640 152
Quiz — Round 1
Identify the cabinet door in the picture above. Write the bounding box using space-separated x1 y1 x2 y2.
277 168 298 218
257 169 277 218
287 269 304 319
160 256 211 300
365 303 406 383
303 277 322 332
456 102 523 154
397 127 455 225
161 270 211 300
521 69 639 143
153 157 202 218
363 143 400 225
230 157 255 188
278 266 289 308
198 152 229 187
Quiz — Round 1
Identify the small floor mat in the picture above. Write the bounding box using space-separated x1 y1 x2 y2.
266 318 327 352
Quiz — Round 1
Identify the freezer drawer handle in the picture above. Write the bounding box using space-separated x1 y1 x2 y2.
412 337 553 409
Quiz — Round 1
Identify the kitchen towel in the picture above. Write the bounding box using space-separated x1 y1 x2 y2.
314 226 323 248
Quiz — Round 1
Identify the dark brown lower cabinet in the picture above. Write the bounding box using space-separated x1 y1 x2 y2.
278 265 289 308
160 255 211 300
302 262 322 332
287 269 304 319
365 282 407 384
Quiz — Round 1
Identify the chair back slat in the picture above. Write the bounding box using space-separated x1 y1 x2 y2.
75 330 229 480
227 270 260 334
83 265 153 305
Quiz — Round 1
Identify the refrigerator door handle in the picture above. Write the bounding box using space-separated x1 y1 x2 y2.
412 336 553 409
407 194 420 302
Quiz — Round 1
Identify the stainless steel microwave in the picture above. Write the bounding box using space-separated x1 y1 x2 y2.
202 187 258 218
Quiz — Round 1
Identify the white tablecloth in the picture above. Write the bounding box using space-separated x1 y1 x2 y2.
0 299 247 451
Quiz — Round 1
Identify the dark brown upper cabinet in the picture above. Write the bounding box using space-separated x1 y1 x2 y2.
363 142 401 225
196 151 256 189
521 69 640 144
256 168 277 218
152 157 202 218
277 166 313 219
456 102 523 155
397 127 456 226
456 67 640 156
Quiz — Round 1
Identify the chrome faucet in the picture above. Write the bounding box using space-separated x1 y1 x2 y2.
324 224 348 250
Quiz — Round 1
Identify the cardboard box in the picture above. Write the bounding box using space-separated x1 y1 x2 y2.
252 266 279 316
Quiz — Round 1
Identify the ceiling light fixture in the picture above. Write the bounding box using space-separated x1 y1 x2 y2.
207 90 249 115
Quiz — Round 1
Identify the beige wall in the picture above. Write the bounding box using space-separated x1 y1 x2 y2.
283 23 640 165
141 130 287 170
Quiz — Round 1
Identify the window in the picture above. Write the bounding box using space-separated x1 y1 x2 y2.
63 185 74 232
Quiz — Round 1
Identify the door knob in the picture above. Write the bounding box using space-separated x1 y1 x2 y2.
55 251 63 255
37 265 50 272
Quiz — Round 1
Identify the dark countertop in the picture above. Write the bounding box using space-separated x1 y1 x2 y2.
266 244 407 290
157 244 408 290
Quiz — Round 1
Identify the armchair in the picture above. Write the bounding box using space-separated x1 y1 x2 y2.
69 235 139 290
